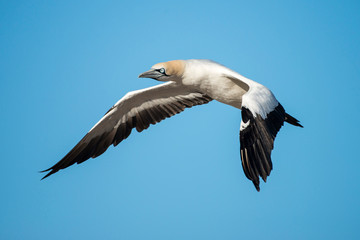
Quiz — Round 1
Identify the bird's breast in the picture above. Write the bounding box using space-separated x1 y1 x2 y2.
182 75 247 109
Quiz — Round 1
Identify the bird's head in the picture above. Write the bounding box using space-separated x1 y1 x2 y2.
139 60 185 82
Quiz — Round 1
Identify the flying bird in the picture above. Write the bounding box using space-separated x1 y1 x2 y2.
41 59 302 191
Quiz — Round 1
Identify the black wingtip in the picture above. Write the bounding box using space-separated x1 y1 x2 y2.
40 169 57 180
39 168 51 173
253 182 260 192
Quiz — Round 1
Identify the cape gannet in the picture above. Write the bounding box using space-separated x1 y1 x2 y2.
41 59 302 191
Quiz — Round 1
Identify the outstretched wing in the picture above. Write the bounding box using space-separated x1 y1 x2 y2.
240 84 285 191
41 82 212 179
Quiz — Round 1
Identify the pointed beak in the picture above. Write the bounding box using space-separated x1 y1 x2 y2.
138 69 162 79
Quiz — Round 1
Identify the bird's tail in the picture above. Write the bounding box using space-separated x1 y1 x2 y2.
285 113 303 128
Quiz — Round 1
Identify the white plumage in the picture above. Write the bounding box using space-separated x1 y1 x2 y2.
42 59 302 191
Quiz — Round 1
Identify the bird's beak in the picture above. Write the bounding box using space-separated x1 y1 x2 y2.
138 69 162 79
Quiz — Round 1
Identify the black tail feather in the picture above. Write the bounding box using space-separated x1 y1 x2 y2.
284 113 303 128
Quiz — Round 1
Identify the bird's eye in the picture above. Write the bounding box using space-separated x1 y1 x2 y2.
159 68 165 74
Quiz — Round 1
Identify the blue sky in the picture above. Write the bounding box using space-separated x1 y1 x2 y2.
1 0 359 239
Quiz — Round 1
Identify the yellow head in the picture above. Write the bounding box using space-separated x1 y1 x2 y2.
139 60 185 81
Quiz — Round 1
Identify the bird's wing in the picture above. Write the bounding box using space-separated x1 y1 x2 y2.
239 84 285 191
41 82 212 179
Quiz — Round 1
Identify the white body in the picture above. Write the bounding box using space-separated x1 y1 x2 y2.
181 60 278 118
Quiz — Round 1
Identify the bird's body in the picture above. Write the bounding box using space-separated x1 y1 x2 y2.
181 60 248 108
42 59 302 191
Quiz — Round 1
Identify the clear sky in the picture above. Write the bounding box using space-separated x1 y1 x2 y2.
1 0 359 239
